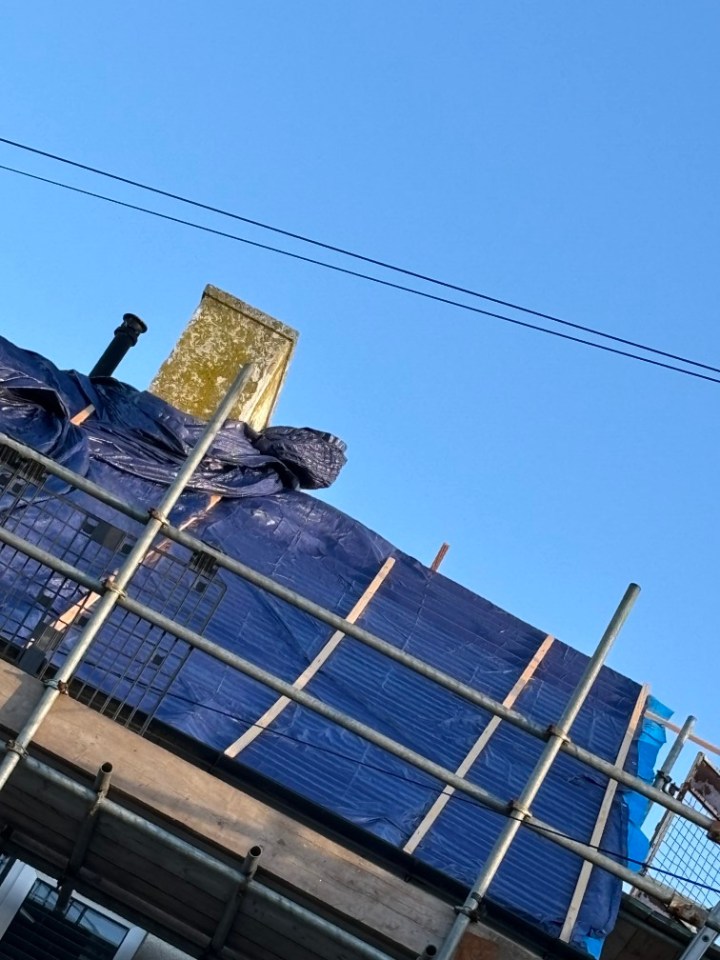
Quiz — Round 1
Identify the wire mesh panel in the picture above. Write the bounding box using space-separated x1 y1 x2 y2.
0 442 225 734
641 754 720 912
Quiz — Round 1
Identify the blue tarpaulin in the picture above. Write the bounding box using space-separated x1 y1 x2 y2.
0 335 662 951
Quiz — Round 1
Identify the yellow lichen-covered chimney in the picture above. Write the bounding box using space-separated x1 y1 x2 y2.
150 285 298 430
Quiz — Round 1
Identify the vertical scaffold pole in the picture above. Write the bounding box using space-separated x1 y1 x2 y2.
653 714 697 790
435 582 640 960
0 363 254 794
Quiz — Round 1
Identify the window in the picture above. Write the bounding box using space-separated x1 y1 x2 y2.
0 861 144 960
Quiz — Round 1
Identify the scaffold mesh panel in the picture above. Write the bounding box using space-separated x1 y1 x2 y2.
644 758 720 911
0 444 225 734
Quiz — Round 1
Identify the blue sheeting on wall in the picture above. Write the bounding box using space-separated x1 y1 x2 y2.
0 336 663 951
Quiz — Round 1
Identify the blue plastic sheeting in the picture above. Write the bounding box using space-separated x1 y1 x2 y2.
578 696 672 958
625 697 673 870
0 336 664 951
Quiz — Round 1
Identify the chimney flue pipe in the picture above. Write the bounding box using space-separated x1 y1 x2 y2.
90 313 147 378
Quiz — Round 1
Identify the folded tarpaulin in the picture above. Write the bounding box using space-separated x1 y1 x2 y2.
0 335 661 951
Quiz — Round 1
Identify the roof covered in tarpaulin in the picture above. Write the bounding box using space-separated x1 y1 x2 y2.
0 335 663 953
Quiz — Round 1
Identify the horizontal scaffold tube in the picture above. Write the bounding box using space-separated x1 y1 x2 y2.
0 431 714 835
0 520 714 928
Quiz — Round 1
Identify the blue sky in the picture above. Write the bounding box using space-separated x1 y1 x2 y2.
1 3 719 781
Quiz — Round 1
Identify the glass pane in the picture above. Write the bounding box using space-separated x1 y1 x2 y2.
0 878 130 959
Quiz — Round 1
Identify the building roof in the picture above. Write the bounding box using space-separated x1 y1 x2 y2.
0 334 663 951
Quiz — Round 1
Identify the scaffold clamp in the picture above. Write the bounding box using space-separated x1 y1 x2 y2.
454 895 483 923
148 506 169 526
4 740 26 760
101 575 127 599
508 798 531 821
547 723 572 744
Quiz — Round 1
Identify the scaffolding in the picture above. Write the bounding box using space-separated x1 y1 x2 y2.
638 754 720 913
0 367 717 959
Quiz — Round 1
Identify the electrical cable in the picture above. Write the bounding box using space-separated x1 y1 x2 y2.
2 161 720 388
162 691 720 895
1 135 718 376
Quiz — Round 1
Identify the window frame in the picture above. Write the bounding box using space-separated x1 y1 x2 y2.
0 860 145 959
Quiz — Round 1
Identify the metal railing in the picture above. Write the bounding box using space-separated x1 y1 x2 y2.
0 372 717 957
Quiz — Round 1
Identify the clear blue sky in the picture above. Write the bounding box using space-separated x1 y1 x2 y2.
1 3 718 780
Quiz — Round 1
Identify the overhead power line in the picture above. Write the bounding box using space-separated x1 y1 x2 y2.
2 160 720 387
1 135 718 377
0 137 720 373
1 135 718 376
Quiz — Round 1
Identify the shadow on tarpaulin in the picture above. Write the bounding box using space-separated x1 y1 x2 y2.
0 335 666 954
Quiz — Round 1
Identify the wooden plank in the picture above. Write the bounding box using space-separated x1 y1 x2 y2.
646 712 720 758
403 634 555 854
231 938 284 960
95 814 231 901
0 661 455 956
232 909 340 960
558 684 650 943
2 772 88 828
238 888 404 960
224 556 396 758
70 404 95 426
85 842 218 936
0 827 237 960
81 871 232 959
430 543 450 572
3 781 228 922
49 589 101 631
0 784 228 931
0 794 78 854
